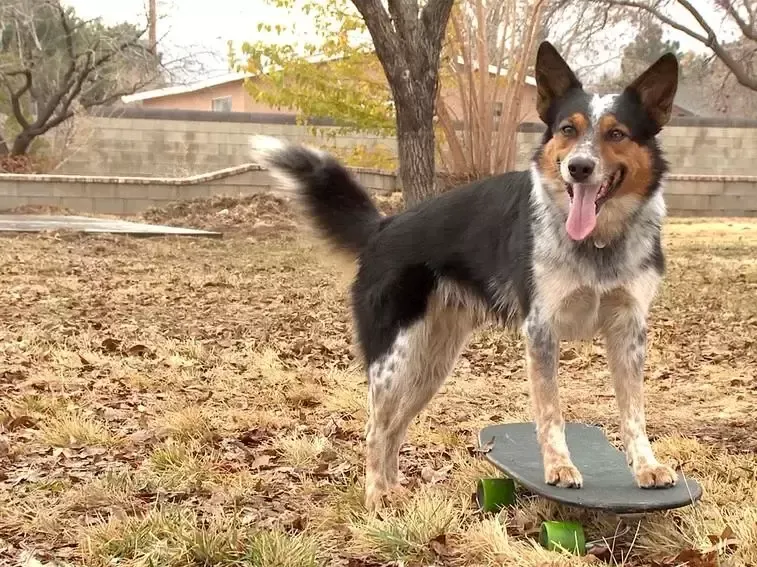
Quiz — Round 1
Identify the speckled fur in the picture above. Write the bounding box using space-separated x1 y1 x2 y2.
250 41 682 511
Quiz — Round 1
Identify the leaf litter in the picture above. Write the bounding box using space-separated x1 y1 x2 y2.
0 196 754 566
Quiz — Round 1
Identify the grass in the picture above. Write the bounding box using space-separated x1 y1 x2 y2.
37 411 116 448
0 195 755 566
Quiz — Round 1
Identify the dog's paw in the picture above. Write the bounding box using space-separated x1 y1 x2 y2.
364 482 386 512
364 482 410 512
545 462 583 488
635 462 678 488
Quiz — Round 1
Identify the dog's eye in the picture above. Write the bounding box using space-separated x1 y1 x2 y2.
608 128 627 141
560 124 576 137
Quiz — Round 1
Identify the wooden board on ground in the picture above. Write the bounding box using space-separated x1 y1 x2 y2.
0 215 221 237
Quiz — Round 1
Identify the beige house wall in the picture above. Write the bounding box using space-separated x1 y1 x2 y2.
135 73 543 123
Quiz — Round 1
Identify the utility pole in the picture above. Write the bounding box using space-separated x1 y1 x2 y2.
148 0 157 52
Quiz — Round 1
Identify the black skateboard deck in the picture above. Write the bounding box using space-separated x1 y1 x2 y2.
479 422 703 514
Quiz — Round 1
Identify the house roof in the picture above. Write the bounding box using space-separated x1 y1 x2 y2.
121 53 345 104
121 72 253 103
452 57 537 86
122 52 537 104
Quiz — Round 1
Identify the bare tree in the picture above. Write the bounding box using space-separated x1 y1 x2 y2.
436 0 547 181
0 0 174 158
589 0 757 91
349 0 454 205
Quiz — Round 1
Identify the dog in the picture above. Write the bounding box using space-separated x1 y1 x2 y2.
250 41 680 511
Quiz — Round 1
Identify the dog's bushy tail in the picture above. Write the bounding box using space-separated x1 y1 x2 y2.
250 136 382 256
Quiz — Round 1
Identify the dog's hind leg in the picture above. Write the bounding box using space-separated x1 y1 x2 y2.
363 300 474 511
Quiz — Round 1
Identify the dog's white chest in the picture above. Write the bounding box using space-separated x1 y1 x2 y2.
533 264 603 341
554 287 601 341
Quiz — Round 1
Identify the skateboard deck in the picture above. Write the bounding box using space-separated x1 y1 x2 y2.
479 422 703 514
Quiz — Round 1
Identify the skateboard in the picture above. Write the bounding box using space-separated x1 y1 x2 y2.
475 422 703 555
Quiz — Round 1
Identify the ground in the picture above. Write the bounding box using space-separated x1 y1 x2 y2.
0 195 755 567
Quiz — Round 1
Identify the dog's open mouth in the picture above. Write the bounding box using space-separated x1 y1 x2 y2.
564 167 625 241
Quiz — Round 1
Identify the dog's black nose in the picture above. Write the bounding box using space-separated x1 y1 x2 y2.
567 157 595 182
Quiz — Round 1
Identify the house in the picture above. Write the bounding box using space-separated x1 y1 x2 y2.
120 71 286 114
121 56 544 123
120 59 694 124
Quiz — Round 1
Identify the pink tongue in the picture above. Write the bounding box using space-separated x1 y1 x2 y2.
566 184 600 241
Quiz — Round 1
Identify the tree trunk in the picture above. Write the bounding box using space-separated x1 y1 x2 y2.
395 105 437 206
392 72 439 206
11 131 34 156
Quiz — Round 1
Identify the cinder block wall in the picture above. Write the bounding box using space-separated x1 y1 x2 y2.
1 165 756 218
54 108 757 179
1 108 754 218
0 165 398 216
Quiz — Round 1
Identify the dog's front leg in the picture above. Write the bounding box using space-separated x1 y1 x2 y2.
601 293 677 488
524 311 582 488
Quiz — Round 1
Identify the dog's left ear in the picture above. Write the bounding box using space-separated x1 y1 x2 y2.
625 53 679 131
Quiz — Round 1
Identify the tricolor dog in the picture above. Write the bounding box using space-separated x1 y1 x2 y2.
250 41 680 510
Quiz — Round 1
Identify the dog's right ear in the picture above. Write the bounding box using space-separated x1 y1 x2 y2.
535 41 582 124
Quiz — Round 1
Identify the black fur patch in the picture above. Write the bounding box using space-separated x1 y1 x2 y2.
352 172 535 365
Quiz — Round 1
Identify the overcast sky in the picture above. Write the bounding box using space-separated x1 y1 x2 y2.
65 0 732 83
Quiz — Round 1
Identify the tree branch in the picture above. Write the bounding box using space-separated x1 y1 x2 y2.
592 0 709 43
350 0 403 78
594 0 757 91
51 0 76 62
387 0 418 47
715 0 757 40
2 69 32 129
421 0 455 57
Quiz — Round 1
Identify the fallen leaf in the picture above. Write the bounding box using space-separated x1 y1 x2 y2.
421 464 453 484
251 454 273 469
703 525 739 554
476 436 495 454
6 415 36 431
430 533 453 557
238 428 269 447
127 344 153 357
101 338 121 352
586 545 611 562
128 430 154 444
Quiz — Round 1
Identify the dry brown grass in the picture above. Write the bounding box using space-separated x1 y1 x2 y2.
0 197 755 566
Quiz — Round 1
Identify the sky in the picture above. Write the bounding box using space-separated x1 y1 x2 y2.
65 0 734 84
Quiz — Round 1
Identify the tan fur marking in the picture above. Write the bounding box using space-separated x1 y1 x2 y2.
539 113 587 190
599 115 654 198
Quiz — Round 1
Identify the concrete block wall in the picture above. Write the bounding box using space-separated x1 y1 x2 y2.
0 164 398 216
57 110 399 177
53 108 757 180
2 107 753 218
2 163 756 218
665 175 757 217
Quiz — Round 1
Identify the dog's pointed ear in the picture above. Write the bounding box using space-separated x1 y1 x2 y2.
625 52 679 131
535 41 581 123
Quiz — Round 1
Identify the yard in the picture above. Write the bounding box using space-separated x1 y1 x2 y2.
0 195 755 566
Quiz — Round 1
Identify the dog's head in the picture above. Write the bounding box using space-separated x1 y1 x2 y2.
532 41 678 242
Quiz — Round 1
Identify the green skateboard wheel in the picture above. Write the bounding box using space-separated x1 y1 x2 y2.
476 478 516 512
539 521 586 555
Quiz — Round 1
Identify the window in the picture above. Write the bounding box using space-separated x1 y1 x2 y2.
211 96 232 112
